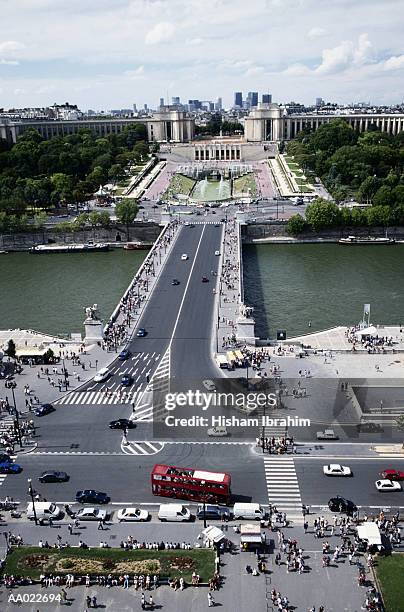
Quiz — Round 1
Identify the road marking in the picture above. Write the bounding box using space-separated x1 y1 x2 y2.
264 456 303 517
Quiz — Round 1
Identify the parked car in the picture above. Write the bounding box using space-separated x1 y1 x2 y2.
0 462 22 474
172 279 180 286
323 464 352 477
207 426 228 437
375 479 402 492
39 471 69 483
94 367 110 383
196 504 232 521
214 250 220 256
202 276 209 283
35 403 55 417
316 429 339 440
76 507 108 521
202 379 216 391
328 496 357 514
136 328 147 337
117 507 150 522
181 254 188 261
380 469 404 481
118 349 131 361
75 490 110 504
121 374 133 387
109 419 136 430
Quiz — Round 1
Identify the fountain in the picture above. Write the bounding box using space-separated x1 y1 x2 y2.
201 177 208 198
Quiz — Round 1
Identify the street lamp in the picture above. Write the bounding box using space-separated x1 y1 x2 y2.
9 381 23 447
62 359 68 391
27 478 38 526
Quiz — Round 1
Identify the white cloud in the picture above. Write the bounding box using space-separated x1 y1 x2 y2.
145 22 175 45
283 63 311 76
124 65 146 79
245 65 265 76
0 40 25 54
0 59 19 65
383 54 404 71
13 88 26 95
186 37 203 46
307 27 327 39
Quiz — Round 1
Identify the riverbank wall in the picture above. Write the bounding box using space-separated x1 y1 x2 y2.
242 223 404 243
0 223 161 251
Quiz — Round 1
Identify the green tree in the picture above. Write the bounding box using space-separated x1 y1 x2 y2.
305 198 341 231
286 214 307 235
372 186 395 208
6 339 16 358
115 199 139 238
357 176 380 204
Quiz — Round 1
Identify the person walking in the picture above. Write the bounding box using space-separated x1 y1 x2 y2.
97 520 104 531
86 595 92 608
92 596 97 608
141 592 146 609
208 591 214 607
149 595 154 610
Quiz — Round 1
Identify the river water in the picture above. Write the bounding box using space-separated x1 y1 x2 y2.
243 243 404 339
0 250 146 337
1 244 403 341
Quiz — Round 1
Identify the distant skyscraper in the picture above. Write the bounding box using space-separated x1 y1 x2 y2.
216 97 223 111
133 103 137 112
247 92 258 107
159 97 164 108
172 96 180 105
144 103 148 111
262 94 272 104
316 97 324 107
234 92 243 108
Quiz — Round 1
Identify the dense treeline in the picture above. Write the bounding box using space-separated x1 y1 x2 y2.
0 124 149 232
286 119 404 233
195 113 244 137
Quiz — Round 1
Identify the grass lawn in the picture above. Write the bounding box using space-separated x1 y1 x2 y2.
376 554 404 611
165 174 196 198
3 547 215 582
233 173 257 196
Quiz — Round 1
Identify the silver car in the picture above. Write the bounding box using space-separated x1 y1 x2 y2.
75 507 107 521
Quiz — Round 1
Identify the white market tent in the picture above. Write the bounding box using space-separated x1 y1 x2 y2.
357 522 382 548
354 325 378 337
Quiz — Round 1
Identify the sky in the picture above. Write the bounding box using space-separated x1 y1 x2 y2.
1 0 404 110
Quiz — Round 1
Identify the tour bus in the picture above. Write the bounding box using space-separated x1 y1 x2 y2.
151 464 232 505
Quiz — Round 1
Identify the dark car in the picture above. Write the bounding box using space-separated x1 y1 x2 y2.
35 403 55 417
136 328 147 337
39 470 69 483
118 348 131 361
0 453 11 463
121 374 133 387
76 490 110 504
109 419 136 430
196 504 232 521
328 496 357 514
202 276 209 283
0 462 22 474
172 279 180 286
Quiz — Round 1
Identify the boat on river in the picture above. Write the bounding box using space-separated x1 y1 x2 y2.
30 242 110 254
123 241 150 250
338 235 395 245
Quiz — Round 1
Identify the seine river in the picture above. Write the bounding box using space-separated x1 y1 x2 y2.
0 250 146 337
1 244 403 340
243 243 404 339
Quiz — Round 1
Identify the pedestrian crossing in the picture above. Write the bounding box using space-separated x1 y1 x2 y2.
0 415 15 433
186 221 223 225
264 456 303 519
56 389 143 406
121 441 166 455
131 348 170 422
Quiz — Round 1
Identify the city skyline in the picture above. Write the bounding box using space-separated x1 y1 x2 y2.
1 0 404 109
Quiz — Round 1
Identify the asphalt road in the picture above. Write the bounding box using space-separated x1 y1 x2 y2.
3 444 266 506
297 457 404 510
27 223 224 454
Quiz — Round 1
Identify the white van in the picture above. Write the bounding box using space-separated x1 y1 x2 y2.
27 502 62 521
158 503 191 522
94 367 110 383
233 503 264 521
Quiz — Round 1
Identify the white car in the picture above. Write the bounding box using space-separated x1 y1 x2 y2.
375 479 402 492
323 464 352 477
202 379 216 391
94 367 110 383
207 426 228 437
181 254 188 261
117 507 150 522
215 250 220 256
76 507 107 521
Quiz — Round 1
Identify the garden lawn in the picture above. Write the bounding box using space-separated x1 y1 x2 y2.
3 547 215 583
233 173 257 196
376 554 404 612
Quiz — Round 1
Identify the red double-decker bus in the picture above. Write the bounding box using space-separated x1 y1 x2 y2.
151 464 232 505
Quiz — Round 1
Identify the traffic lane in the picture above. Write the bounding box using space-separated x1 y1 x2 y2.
171 225 223 379
29 402 133 452
296 458 404 508
5 444 267 505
